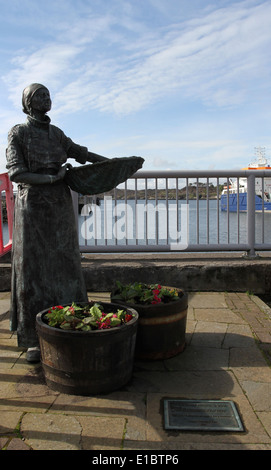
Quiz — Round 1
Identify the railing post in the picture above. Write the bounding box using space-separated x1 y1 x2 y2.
246 173 256 258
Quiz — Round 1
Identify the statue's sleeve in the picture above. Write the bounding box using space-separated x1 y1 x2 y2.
6 125 29 180
56 127 88 164
67 140 89 164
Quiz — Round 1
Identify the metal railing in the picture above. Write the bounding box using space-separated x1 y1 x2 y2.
1 170 271 257
74 169 271 257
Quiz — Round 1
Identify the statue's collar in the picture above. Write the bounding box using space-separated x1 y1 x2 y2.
27 115 51 129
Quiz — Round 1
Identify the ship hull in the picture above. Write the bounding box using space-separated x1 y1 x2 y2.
221 193 271 212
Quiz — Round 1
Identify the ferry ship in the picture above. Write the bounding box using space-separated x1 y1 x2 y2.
221 148 271 212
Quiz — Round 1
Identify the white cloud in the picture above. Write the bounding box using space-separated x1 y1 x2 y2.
3 44 84 109
2 0 271 118
60 1 271 115
1 0 271 173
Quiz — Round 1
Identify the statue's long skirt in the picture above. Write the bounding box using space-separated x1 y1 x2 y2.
10 181 88 348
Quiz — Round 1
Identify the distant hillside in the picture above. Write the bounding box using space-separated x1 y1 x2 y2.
96 183 224 200
1 184 224 223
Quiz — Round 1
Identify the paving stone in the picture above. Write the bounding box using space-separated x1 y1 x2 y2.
6 438 31 450
0 437 9 449
253 329 271 343
188 293 228 308
194 308 246 324
50 391 146 418
257 411 271 437
223 324 255 348
21 413 82 450
0 294 10 316
229 347 271 382
0 410 22 434
126 370 243 397
0 368 57 412
191 321 227 348
251 296 271 317
78 415 126 450
164 346 229 371
125 415 147 442
241 382 271 412
0 339 23 368
0 317 12 339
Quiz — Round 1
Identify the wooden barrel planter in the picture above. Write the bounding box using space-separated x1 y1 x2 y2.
111 288 188 360
36 302 138 395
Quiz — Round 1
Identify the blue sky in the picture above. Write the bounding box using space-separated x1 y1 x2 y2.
1 0 271 174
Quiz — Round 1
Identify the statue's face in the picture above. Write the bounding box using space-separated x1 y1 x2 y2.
31 88 51 114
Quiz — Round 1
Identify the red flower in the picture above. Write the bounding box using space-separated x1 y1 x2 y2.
125 314 133 322
151 298 161 305
153 289 160 296
98 317 111 329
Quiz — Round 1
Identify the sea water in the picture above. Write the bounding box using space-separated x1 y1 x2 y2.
3 199 271 250
78 198 271 248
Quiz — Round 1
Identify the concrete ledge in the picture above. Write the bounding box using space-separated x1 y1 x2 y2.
81 252 271 294
1 252 271 294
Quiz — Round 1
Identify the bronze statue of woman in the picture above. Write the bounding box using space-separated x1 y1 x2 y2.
6 83 115 362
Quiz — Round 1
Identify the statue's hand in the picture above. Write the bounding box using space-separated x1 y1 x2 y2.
54 164 72 182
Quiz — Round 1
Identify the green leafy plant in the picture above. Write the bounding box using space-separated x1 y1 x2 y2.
44 302 134 331
111 282 180 305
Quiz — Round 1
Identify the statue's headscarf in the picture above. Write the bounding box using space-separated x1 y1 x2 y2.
22 83 49 115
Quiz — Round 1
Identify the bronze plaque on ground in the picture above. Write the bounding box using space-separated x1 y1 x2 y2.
163 399 244 432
